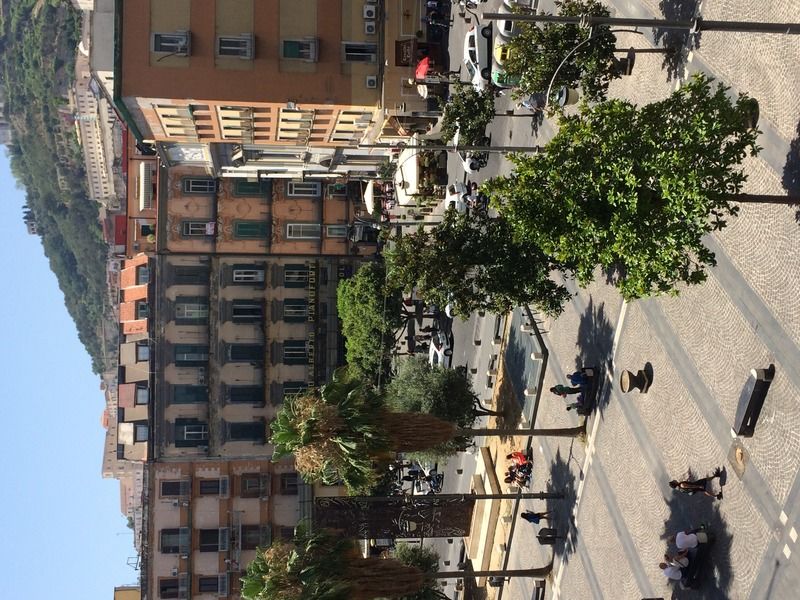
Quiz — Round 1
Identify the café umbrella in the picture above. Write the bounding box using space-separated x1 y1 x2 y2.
415 56 431 80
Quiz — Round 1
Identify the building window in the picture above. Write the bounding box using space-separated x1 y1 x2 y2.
282 340 307 365
327 182 348 197
240 473 270 498
160 527 190 554
233 220 269 239
159 578 181 599
172 385 208 404
326 225 348 238
228 421 266 442
286 181 322 197
283 264 309 287
232 265 265 284
152 32 190 55
182 178 217 194
160 480 190 497
135 384 149 405
282 298 308 322
228 344 264 362
343 42 377 63
199 528 229 552
280 473 299 495
275 526 295 540
173 265 209 285
198 575 228 595
217 34 254 58
174 345 208 366
281 39 318 61
174 296 209 324
229 385 264 404
282 382 307 401
136 341 150 362
136 265 150 285
174 419 209 447
232 299 263 322
198 478 229 496
181 221 215 237
136 301 149 319
286 223 321 239
242 525 270 550
134 423 149 442
234 180 270 196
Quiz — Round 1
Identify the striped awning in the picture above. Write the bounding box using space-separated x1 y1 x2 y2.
138 162 153 210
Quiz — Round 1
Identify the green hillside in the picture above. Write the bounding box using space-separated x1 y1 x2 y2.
2 0 109 374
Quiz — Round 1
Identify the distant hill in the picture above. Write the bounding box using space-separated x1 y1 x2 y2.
1 0 110 374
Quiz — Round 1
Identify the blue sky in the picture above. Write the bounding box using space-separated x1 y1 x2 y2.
0 151 136 598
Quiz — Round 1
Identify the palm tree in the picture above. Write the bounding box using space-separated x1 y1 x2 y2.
240 526 553 600
271 369 585 494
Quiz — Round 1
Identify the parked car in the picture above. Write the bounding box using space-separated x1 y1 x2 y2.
445 182 469 213
429 329 454 369
463 24 493 90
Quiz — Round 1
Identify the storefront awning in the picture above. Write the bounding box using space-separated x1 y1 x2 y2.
138 162 153 210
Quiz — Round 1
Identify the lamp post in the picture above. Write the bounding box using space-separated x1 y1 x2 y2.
482 12 800 35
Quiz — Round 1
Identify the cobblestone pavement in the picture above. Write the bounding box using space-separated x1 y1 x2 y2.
492 1 800 595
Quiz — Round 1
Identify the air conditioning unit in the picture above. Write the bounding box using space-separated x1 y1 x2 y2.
365 75 378 89
363 4 377 19
171 568 179 577
364 20 377 35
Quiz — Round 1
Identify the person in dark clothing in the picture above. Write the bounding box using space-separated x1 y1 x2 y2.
669 468 723 499
550 384 582 397
520 510 551 525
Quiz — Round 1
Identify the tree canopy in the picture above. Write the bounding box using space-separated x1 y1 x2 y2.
385 210 571 317
502 0 618 101
337 261 402 380
438 83 496 144
486 73 761 300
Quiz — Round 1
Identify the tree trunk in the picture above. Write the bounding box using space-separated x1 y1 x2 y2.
347 557 425 599
383 411 458 452
434 561 554 579
458 424 586 438
731 193 800 205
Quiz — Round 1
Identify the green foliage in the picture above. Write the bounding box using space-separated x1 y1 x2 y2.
385 210 571 318
270 370 389 494
337 262 402 380
387 357 477 428
503 0 618 101
393 544 444 600
1 0 109 373
438 83 496 144
487 73 760 300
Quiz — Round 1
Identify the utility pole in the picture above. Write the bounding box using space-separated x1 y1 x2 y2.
359 142 543 154
482 13 800 35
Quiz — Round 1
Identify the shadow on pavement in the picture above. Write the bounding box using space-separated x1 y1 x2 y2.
494 360 523 434
653 0 700 81
574 299 615 412
544 448 579 567
458 559 488 600
662 469 733 599
782 117 800 223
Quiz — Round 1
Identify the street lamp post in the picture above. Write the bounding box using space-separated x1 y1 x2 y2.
482 12 800 35
359 142 543 154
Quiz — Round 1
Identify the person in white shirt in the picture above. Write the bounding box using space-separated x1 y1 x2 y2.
659 562 682 580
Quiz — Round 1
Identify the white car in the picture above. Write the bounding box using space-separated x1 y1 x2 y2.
463 25 493 90
445 182 469 213
429 329 454 369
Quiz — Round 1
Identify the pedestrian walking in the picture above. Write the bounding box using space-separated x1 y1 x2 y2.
567 371 588 386
566 395 585 411
669 468 723 499
668 526 708 550
520 510 551 524
550 384 582 397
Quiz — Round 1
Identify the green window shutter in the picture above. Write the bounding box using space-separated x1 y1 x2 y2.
283 40 302 58
229 344 265 362
234 180 272 196
174 345 209 366
282 340 307 365
172 385 208 404
234 220 269 239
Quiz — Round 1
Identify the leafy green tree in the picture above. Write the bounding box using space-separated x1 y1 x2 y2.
393 544 447 600
438 83 496 144
337 262 402 379
486 74 761 300
385 210 571 318
503 0 618 101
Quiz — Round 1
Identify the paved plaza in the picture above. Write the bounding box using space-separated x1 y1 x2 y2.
437 0 800 598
